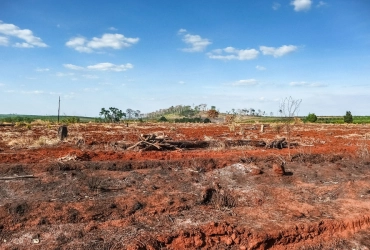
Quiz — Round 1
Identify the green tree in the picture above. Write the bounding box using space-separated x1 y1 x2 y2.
99 107 125 123
305 113 318 123
126 108 134 119
344 111 353 123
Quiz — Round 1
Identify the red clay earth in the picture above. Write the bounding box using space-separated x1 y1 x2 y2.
0 122 370 249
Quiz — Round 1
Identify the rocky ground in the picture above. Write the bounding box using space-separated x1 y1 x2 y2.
0 122 370 249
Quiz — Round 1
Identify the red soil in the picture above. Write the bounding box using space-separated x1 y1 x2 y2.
0 122 370 249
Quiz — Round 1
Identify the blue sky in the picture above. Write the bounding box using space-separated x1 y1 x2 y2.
0 0 369 116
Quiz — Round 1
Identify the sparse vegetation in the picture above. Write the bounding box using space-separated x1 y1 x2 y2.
279 96 302 159
61 116 80 124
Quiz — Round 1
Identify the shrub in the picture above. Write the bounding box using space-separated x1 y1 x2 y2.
344 111 353 123
203 118 211 123
174 117 205 123
158 116 168 122
305 113 318 123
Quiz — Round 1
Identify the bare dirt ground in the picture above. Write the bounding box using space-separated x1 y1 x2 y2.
0 122 370 249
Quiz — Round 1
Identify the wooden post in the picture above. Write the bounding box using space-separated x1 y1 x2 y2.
58 96 60 123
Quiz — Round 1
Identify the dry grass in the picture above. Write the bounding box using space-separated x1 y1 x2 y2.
8 135 59 149
357 135 370 161
30 119 52 126
7 137 34 149
271 123 284 134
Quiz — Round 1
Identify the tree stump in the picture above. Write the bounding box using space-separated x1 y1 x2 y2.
58 125 68 141
273 163 285 176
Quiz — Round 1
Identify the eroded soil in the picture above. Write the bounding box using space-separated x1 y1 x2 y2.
0 122 370 249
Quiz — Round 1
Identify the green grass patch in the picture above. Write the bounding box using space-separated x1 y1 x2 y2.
0 114 96 123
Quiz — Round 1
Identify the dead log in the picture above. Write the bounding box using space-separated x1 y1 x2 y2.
267 138 287 149
0 175 36 180
165 141 210 149
223 140 266 148
125 139 269 151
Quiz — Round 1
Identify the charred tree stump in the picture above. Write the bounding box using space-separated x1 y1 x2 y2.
58 125 68 141
267 138 287 149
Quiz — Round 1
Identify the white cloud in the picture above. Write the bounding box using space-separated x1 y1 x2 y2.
108 27 118 31
87 63 133 71
179 30 211 52
35 68 50 72
256 65 266 71
64 62 133 72
65 37 91 53
230 79 258 86
317 1 327 8
272 2 281 10
178 81 185 84
290 81 327 87
88 34 139 49
14 42 35 48
260 45 297 57
208 47 259 60
63 64 84 70
0 36 8 46
0 21 47 48
66 33 139 53
290 0 312 12
0 83 5 87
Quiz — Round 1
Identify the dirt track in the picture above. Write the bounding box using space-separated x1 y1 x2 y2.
0 122 370 249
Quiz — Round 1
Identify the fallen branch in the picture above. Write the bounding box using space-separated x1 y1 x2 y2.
0 175 37 180
141 140 162 150
126 141 144 151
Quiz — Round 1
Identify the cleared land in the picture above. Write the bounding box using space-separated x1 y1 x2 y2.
0 122 370 249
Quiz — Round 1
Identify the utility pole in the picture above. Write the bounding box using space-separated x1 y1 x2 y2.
58 96 60 123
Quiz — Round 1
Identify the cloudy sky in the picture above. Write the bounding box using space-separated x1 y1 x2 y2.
0 0 369 116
